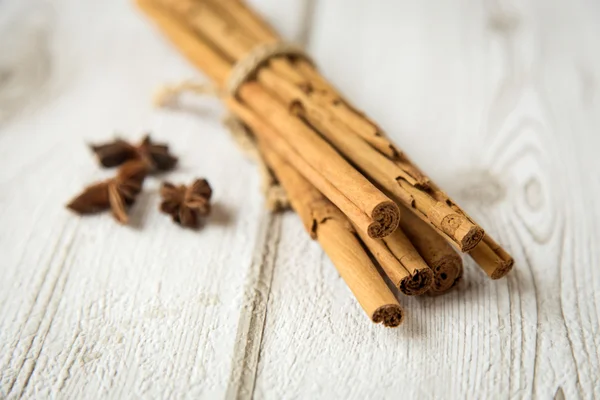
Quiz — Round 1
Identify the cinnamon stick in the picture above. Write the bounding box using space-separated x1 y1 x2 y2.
469 235 514 280
137 0 514 279
137 0 229 86
355 227 433 296
253 63 484 251
292 59 402 159
161 0 398 159
204 0 278 43
399 205 463 295
169 0 484 252
258 133 404 327
169 0 484 251
319 221 404 327
196 0 299 92
227 93 399 238
293 59 432 192
140 0 401 238
156 0 253 62
425 182 513 279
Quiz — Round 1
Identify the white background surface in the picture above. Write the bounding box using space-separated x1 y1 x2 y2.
0 0 599 398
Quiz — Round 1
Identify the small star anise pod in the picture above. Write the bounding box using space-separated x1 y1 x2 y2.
89 139 138 168
160 179 212 228
90 134 178 172
66 160 149 224
136 135 178 171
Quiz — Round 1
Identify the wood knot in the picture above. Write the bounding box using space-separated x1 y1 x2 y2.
488 10 520 34
456 170 506 207
524 177 544 211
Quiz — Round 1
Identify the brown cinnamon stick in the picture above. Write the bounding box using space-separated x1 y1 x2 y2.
425 182 513 279
137 0 514 279
150 0 487 252
258 133 404 327
469 235 514 280
156 0 253 62
355 227 433 296
399 205 464 295
237 83 400 237
137 0 229 86
253 64 484 251
180 0 484 253
227 93 399 238
291 59 430 188
204 0 278 43
139 0 401 238
319 221 404 327
292 59 402 159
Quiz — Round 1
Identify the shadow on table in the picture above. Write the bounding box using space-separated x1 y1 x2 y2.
127 189 155 230
209 202 235 226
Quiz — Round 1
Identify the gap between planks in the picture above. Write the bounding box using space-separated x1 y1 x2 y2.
2 221 79 399
225 2 317 398
225 211 282 400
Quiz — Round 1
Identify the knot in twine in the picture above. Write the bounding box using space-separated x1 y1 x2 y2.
154 41 312 211
226 41 311 96
155 41 311 105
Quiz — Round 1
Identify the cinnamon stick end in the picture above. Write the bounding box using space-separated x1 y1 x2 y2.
490 258 514 280
458 225 485 252
469 235 514 279
427 256 463 295
367 201 400 238
372 304 404 327
398 267 434 296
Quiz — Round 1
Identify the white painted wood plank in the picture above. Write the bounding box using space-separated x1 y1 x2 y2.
0 0 302 398
254 0 600 399
1 0 598 399
246 0 312 42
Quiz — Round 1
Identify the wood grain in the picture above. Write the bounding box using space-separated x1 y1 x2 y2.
0 0 599 399
0 0 294 398
255 0 600 398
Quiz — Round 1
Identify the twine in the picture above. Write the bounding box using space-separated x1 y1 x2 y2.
154 80 223 108
226 42 312 96
155 42 311 105
222 115 289 211
154 42 310 211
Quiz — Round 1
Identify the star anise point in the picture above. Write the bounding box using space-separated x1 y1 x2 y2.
159 178 212 229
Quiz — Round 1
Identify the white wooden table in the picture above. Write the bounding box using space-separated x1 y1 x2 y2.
1 0 599 398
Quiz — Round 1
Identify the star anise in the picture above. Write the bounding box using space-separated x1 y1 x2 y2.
90 134 178 172
159 178 212 228
66 160 149 224
137 135 178 171
89 139 137 168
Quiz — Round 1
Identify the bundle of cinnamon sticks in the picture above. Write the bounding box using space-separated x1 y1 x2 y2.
137 0 514 327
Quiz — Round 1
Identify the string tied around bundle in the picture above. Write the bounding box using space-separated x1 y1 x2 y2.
154 41 312 211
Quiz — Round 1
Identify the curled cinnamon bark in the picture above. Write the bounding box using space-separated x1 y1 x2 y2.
227 91 399 238
258 135 404 327
469 235 514 279
136 0 514 279
141 0 401 239
399 206 463 295
236 83 400 238
354 226 433 296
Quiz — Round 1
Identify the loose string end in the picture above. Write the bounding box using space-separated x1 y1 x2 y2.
153 80 222 108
